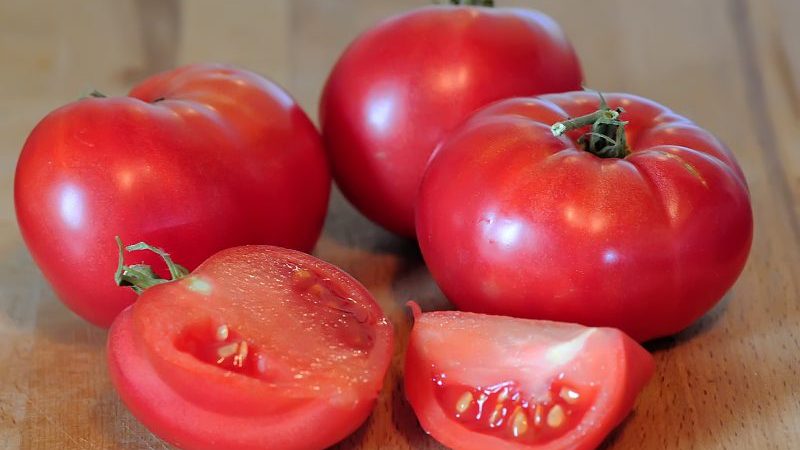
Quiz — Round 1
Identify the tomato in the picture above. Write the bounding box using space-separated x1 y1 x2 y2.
404 305 654 450
416 92 753 342
108 242 393 450
14 63 331 327
320 4 582 237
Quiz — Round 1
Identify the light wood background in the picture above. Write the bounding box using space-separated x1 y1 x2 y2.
1 1 798 449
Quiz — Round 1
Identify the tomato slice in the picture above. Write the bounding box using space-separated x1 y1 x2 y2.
108 246 393 450
404 307 654 450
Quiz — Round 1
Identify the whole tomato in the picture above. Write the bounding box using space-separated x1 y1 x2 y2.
416 92 753 342
15 64 331 327
321 3 582 237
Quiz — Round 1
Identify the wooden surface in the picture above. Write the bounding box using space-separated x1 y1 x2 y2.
1 0 798 449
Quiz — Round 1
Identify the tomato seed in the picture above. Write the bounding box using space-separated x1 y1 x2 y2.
215 324 229 341
559 386 580 404
546 405 565 428
511 407 528 437
455 391 474 415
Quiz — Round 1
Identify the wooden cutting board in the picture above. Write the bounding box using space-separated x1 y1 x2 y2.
1 0 798 448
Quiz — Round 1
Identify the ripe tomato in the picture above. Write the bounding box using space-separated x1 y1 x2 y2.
108 243 393 450
15 64 330 327
416 92 753 342
404 305 654 450
321 4 582 237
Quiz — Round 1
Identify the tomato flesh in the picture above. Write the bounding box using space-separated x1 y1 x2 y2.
404 310 654 450
108 246 393 450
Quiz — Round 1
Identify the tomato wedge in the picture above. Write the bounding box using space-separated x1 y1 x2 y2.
404 306 654 450
108 244 393 450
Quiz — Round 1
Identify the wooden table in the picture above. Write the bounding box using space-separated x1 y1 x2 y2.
1 0 797 448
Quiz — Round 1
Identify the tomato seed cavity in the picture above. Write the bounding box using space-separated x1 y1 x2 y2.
433 376 594 444
291 267 375 351
175 320 284 381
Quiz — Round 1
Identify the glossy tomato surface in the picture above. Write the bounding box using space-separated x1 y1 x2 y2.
416 92 753 342
321 5 582 237
15 64 330 327
404 308 654 450
108 246 393 450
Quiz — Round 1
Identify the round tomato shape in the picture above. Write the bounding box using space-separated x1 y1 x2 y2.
416 92 753 341
404 305 654 450
15 63 331 327
108 242 393 450
320 3 582 237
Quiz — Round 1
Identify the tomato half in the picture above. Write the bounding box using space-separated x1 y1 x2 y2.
108 245 393 450
321 4 582 237
404 307 654 450
416 92 753 341
15 64 331 327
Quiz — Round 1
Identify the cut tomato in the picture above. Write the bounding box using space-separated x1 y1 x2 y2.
108 245 393 450
404 307 654 450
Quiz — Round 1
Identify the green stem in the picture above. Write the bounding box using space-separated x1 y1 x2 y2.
114 236 189 294
448 0 494 6
82 89 107 100
550 92 630 159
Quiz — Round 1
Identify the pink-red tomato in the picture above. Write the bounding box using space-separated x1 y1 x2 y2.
321 5 582 237
15 64 331 327
108 245 393 450
416 92 753 342
404 306 655 450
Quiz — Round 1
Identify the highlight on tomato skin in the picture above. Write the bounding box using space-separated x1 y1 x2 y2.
108 243 394 450
403 306 655 450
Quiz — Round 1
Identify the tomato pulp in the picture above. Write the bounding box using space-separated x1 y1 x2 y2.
321 4 582 236
404 307 654 450
416 92 753 341
15 64 331 327
108 244 393 450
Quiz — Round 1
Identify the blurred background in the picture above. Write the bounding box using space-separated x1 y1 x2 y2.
1 0 798 449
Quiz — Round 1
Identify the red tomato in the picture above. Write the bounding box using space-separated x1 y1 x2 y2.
108 243 393 450
404 305 654 450
321 5 582 237
416 92 753 342
15 64 330 327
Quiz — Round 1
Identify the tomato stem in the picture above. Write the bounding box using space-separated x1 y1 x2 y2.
550 91 630 158
114 236 189 294
447 0 494 6
82 89 107 100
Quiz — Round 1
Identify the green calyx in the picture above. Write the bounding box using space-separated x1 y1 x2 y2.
114 236 189 294
550 91 630 159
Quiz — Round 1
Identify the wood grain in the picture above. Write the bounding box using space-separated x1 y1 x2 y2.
0 1 797 449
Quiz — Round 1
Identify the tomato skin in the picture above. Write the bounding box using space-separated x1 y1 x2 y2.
416 92 753 342
14 64 330 327
321 6 582 237
404 310 654 450
108 245 393 450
